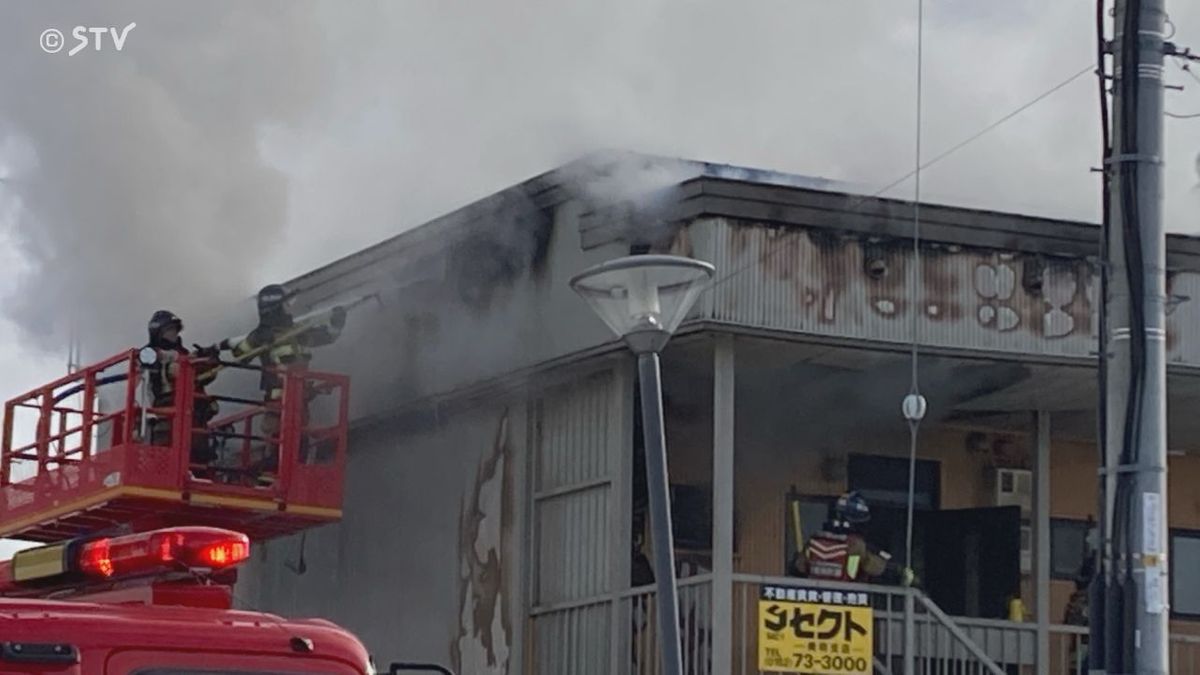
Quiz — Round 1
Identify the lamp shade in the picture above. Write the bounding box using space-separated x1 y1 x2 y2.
570 255 715 350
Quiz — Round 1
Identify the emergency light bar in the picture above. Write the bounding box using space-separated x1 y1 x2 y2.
3 527 249 592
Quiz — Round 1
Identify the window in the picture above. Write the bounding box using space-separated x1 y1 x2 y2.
1050 518 1091 580
782 493 835 568
847 455 940 510
1172 530 1200 618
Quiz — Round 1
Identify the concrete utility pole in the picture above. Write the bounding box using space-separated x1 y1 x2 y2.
1102 0 1170 672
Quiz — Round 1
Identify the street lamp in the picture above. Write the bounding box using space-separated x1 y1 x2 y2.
570 254 715 675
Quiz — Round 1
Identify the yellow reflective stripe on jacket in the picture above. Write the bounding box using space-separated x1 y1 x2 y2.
232 338 255 360
270 342 302 360
846 554 862 580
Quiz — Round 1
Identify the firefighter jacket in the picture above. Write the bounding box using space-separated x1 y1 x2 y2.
230 317 342 398
797 530 889 582
146 342 217 408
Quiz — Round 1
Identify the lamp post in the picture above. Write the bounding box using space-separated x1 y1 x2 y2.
570 254 715 675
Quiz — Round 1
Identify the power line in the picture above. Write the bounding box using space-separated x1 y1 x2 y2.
701 63 1094 295
1175 59 1200 85
1168 61 1200 119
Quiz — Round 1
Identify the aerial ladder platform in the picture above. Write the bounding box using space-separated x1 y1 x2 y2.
0 348 350 543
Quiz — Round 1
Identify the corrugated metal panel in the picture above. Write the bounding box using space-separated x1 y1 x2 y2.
537 372 615 493
532 369 622 606
704 218 1147 361
531 604 611 675
1166 272 1200 365
536 487 611 604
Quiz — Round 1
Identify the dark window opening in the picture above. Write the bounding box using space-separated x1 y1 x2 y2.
1050 518 1091 580
1172 530 1200 619
847 454 940 510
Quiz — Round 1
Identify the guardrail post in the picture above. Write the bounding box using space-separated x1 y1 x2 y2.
903 591 915 675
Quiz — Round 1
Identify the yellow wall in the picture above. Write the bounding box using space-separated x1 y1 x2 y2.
709 414 1200 626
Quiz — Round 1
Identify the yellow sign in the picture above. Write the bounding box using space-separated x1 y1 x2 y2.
757 584 873 674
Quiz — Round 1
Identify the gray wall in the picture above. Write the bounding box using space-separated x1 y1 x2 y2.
240 397 528 673
289 199 642 424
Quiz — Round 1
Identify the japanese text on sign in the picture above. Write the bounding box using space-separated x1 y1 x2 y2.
758 585 873 674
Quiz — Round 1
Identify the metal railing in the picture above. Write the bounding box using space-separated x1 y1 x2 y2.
529 575 714 675
529 574 1200 674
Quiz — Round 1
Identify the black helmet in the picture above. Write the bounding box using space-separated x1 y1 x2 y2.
148 310 183 345
834 491 871 525
257 284 289 316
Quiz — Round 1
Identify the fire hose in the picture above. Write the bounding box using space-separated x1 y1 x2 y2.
50 292 380 403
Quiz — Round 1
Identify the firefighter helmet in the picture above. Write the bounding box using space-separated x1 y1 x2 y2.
834 491 870 525
256 284 289 317
147 310 183 342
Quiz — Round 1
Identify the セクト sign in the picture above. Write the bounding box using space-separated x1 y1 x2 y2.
758 584 873 674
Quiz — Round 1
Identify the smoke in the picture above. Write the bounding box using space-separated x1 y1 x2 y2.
3 0 1200 365
0 1 330 355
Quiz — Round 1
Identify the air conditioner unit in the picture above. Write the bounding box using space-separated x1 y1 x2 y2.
995 468 1033 516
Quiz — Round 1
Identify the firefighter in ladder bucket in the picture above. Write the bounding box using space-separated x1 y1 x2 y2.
144 310 222 477
791 491 915 587
219 284 346 486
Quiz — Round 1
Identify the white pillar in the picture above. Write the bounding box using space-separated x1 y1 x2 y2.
711 334 736 673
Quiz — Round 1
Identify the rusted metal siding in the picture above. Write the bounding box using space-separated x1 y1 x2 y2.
704 218 1118 361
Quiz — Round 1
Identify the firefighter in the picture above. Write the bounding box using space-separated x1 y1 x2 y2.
144 310 220 474
220 284 346 483
791 491 914 586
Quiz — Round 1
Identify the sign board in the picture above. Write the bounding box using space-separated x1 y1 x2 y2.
757 584 873 674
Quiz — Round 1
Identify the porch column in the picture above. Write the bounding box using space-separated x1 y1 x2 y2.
712 334 736 673
1034 410 1051 674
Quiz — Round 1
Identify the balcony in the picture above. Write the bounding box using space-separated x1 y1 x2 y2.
524 331 1200 674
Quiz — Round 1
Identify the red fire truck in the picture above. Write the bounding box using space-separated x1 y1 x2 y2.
0 349 451 675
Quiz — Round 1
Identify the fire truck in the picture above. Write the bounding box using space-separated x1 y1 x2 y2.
0 348 451 675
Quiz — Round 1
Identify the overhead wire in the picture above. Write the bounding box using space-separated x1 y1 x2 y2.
1168 59 1200 118
698 63 1093 298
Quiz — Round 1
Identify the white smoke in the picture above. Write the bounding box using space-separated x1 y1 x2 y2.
0 1 331 355
2 0 1200 361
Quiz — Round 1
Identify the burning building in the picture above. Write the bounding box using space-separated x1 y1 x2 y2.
239 152 1200 674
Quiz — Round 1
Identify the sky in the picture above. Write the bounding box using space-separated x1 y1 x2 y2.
0 1 1199 557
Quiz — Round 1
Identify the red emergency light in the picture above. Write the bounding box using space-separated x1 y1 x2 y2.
0 526 251 596
76 527 250 580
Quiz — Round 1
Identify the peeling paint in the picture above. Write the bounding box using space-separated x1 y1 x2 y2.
996 307 1020 332
979 305 996 325
708 219 1149 360
975 264 1016 301
453 411 513 675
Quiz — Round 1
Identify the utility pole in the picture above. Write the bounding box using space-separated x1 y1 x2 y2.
1101 0 1170 672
